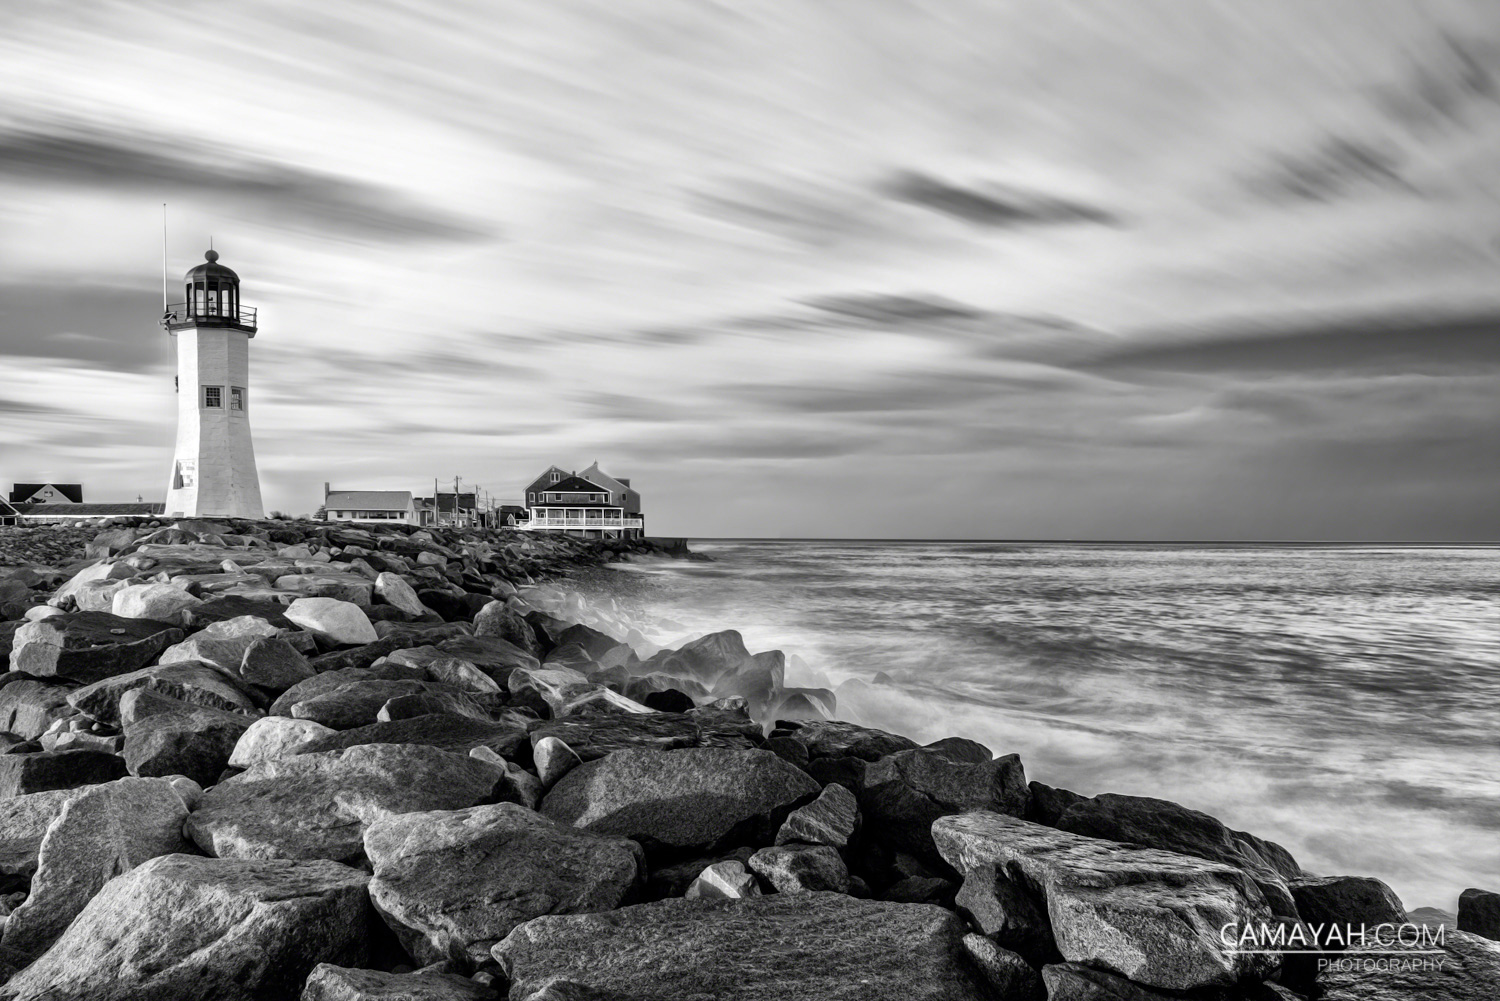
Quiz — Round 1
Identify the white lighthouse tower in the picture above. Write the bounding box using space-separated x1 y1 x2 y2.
162 248 265 519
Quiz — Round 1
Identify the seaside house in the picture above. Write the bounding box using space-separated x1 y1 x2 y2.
9 483 84 505
519 465 644 539
0 498 22 526
323 485 418 525
416 492 481 528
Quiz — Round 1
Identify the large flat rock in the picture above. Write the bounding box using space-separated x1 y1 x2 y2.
493 891 995 1000
933 810 1278 991
186 743 507 862
365 802 643 966
293 713 532 759
1052 791 1303 918
9 612 183 684
541 747 819 855
67 660 260 724
0 787 80 876
528 712 701 762
0 853 372 1001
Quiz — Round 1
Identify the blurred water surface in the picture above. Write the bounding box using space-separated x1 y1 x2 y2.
577 541 1500 911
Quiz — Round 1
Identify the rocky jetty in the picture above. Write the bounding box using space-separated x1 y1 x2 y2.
0 517 1495 999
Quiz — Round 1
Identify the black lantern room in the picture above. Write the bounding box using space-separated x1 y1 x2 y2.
162 249 258 334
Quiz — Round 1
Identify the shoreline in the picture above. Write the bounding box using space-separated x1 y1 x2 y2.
0 518 1494 998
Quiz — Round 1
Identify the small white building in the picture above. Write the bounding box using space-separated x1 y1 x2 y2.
323 486 418 525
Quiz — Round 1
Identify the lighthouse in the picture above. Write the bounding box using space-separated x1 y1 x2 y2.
162 249 265 519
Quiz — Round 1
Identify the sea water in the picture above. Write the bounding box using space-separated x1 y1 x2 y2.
575 541 1500 912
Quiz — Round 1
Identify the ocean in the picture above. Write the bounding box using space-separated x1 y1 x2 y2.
574 540 1500 912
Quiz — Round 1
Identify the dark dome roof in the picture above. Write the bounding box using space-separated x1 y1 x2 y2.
184 249 239 283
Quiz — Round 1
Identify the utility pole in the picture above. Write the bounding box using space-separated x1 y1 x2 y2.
432 476 439 527
454 475 462 528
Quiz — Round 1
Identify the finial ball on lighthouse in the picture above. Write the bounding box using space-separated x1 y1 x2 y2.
162 246 265 519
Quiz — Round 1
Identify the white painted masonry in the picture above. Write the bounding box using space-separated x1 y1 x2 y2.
163 251 264 519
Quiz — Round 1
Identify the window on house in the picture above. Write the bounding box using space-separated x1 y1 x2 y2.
203 385 222 408
230 387 244 411
550 472 561 482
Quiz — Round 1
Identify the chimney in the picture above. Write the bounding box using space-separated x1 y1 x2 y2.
324 482 330 498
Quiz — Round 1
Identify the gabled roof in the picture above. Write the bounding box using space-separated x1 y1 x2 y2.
325 490 413 510
540 476 610 494
9 483 84 503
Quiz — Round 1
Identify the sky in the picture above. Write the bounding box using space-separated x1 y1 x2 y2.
1 0 1498 539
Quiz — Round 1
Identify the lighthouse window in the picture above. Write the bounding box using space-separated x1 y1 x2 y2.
230 387 244 411
203 385 223 409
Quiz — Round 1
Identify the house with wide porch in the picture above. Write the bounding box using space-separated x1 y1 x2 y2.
519 467 643 539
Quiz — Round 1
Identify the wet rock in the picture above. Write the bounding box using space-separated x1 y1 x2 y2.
859 748 1029 861
230 715 338 768
2 776 192 959
1458 887 1500 940
301 962 497 1000
0 853 372 1001
493 892 993 1001
187 743 508 862
775 782 858 848
924 736 991 763
67 661 260 725
1289 874 1409 948
239 636 316 693
508 666 591 716
541 747 819 857
1316 930 1500 1001
1026 781 1090 826
109 582 201 626
748 843 850 894
119 689 257 785
294 713 532 760
934 811 1278 991
435 634 541 686
286 597 379 646
9 612 183 684
770 718 920 762
365 802 644 966
962 935 1043 1001
0 681 74 740
1055 792 1303 917
685 859 761 900
414 656 501 694
528 713 699 764
472 601 544 658
0 747 128 798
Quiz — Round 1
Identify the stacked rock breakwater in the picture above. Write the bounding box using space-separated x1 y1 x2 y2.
0 519 1495 999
